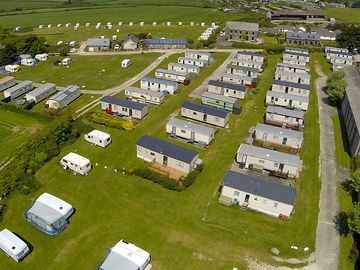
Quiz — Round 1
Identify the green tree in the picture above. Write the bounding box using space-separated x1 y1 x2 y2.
326 71 346 104
0 44 17 65
337 25 360 52
350 169 360 192
348 203 360 234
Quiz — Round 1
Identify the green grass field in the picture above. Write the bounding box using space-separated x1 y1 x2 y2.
13 53 160 90
324 8 360 24
332 116 352 169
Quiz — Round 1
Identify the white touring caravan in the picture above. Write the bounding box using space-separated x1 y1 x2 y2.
60 152 91 175
84 130 111 148
0 229 30 262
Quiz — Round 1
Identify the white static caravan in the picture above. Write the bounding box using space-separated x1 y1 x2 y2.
266 91 309 111
3 80 32 100
208 80 247 100
325 46 348 54
0 229 30 262
217 73 255 88
167 63 200 75
276 62 309 74
166 117 216 145
265 105 304 129
101 96 149 120
177 57 208 68
60 152 91 175
283 49 310 63
275 70 310 85
140 77 178 94
329 55 354 66
283 57 308 67
219 171 296 217
121 59 132 68
5 65 19 73
236 51 265 63
21 58 35 66
84 130 111 148
25 83 56 104
62 58 72 66
271 79 310 98
231 59 263 71
184 51 214 63
155 69 190 84
226 64 259 79
326 50 353 61
125 86 164 105
0 76 16 92
45 85 81 110
35 53 49 61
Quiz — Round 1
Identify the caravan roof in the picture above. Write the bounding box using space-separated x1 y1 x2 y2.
0 229 28 258
50 85 79 102
87 130 110 140
167 117 215 137
27 83 56 97
62 152 90 167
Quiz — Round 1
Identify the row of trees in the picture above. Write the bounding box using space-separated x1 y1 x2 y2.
326 71 347 105
336 25 360 53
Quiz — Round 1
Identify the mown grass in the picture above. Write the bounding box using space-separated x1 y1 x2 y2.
332 116 352 169
324 8 360 24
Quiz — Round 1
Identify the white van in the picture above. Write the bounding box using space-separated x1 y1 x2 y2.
0 229 30 262
62 58 72 66
60 152 91 175
84 130 111 148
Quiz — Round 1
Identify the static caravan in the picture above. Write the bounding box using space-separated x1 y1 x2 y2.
45 85 81 110
218 73 256 88
99 239 152 270
136 135 199 175
125 86 164 105
0 229 30 262
283 57 308 67
271 79 310 97
3 80 32 100
101 96 148 120
201 92 237 112
226 64 259 78
329 56 353 66
275 70 310 85
25 193 74 235
5 65 20 73
168 63 200 75
35 53 49 61
140 77 178 94
60 152 91 175
283 51 309 65
121 59 132 68
177 57 208 68
25 83 56 104
184 51 214 63
219 171 296 217
21 58 35 66
166 117 215 145
265 105 304 129
236 51 265 63
181 101 230 128
266 91 309 111
84 130 111 148
326 50 353 61
325 46 348 54
0 76 16 92
276 62 309 74
236 144 302 178
231 59 263 71
155 69 190 84
208 80 247 100
284 47 309 55
253 123 304 151
62 58 72 66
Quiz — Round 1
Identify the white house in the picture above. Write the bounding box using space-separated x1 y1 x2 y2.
265 105 304 129
266 91 309 111
0 76 16 92
0 229 30 262
208 80 247 100
177 57 208 68
276 62 309 74
155 69 190 84
121 59 132 68
25 83 57 104
275 70 310 84
4 80 32 100
101 96 149 120
35 53 49 61
226 64 259 78
218 73 256 87
21 58 36 66
184 51 214 63
236 51 265 63
140 77 178 94
84 130 111 148
271 79 310 97
125 86 164 105
45 85 81 110
219 171 296 217
60 152 91 175
167 63 200 75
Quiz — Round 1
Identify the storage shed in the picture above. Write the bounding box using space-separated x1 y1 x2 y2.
125 86 164 105
25 83 56 104
0 229 30 262
3 80 32 100
0 76 16 92
101 96 148 120
45 85 81 110
140 77 178 94
208 80 247 100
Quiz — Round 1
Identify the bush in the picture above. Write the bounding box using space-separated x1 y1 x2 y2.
88 112 134 131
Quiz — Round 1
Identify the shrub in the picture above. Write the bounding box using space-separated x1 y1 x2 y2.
88 112 134 131
132 168 181 191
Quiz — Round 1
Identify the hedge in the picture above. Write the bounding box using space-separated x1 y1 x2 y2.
88 112 134 131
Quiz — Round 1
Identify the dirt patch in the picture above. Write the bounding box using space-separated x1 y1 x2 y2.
26 123 42 135
193 252 214 261
11 126 22 134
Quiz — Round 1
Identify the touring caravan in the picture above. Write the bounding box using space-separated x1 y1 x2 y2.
60 152 91 175
84 130 111 148
62 58 72 66
0 229 30 262
121 59 132 68
21 58 36 66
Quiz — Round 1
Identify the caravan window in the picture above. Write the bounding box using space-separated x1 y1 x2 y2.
99 140 102 143
86 163 91 168
106 138 111 142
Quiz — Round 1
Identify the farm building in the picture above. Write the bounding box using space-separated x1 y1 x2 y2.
267 9 325 21
125 86 164 105
122 35 140 50
218 73 256 87
225 21 259 42
271 79 310 97
25 83 57 104
276 62 309 74
84 130 111 148
60 152 92 175
35 53 49 61
177 57 208 68
201 92 238 112
136 135 199 175
99 239 152 270
155 69 190 84
236 144 302 178
45 85 81 110
236 51 265 63
285 32 320 46
24 193 74 235
143 38 188 49
266 91 309 111
226 64 259 78
253 123 304 151
101 96 148 120
85 38 110 52
265 105 304 129
208 80 247 100
275 70 310 84
140 77 178 94
168 63 200 75
231 59 263 71
283 50 310 64
181 101 230 127
3 80 32 100
0 229 30 262
0 76 16 92
184 51 214 63
166 117 215 145
219 171 296 217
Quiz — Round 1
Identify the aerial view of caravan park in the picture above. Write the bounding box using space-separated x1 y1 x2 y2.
2 0 360 269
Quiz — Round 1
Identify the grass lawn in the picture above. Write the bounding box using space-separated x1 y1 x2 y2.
261 35 278 45
13 53 160 90
0 52 321 269
324 8 360 24
332 116 352 169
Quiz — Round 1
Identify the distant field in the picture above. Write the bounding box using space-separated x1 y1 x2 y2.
324 8 360 23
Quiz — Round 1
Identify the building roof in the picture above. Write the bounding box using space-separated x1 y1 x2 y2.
325 46 348 53
144 38 188 45
277 62 309 71
218 72 254 81
311 28 340 38
4 80 32 94
136 135 198 163
272 79 310 91
222 170 296 205
178 57 208 63
101 96 148 111
125 86 164 98
343 66 360 135
141 76 178 87
226 21 259 32
227 64 259 73
167 117 215 137
270 9 323 17
231 58 262 66
255 123 304 140
0 76 15 84
267 90 309 102
182 101 230 118
155 68 189 77
266 105 304 119
285 32 320 42
208 80 246 92
237 143 301 167
185 50 212 57
123 35 139 43
86 38 110 47
276 70 310 80
49 85 79 102
202 91 237 104
27 83 56 98
168 62 200 70
326 49 353 57
236 50 264 58
0 229 28 257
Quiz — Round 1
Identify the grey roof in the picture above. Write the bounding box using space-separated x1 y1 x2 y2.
231 59 262 66
285 32 320 42
311 28 340 38
125 86 164 98
155 68 189 77
86 38 110 47
27 83 56 97
49 85 80 102
267 91 309 102
144 38 188 45
227 64 259 73
101 96 147 111
5 80 32 94
167 117 215 136
255 123 304 140
326 50 353 57
168 62 200 70
276 70 310 80
226 21 259 32
182 101 230 118
237 51 264 58
27 201 63 225
202 91 237 104
266 105 304 119
141 76 178 87
272 79 310 91
136 135 198 163
325 46 348 53
271 9 323 17
208 80 246 92
276 62 309 71
284 48 309 55
238 144 301 167
222 170 296 205
185 50 212 57
343 66 360 134
100 251 139 270
178 57 208 63
218 73 253 81
123 35 139 43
